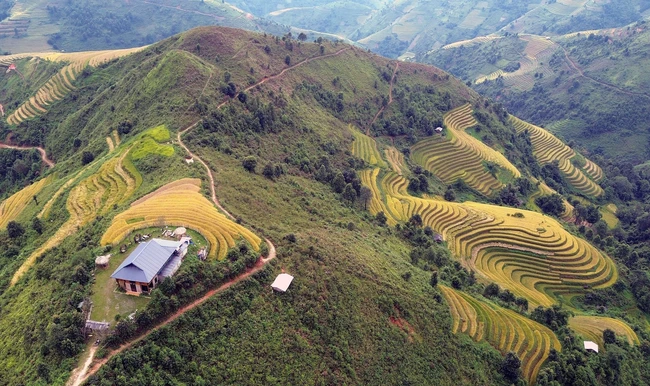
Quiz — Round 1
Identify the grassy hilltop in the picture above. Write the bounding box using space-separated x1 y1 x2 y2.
0 26 649 386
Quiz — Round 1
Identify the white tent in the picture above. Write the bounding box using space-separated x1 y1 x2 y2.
271 273 294 292
584 341 599 353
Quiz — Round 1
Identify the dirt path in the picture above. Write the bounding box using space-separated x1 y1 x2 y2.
75 238 275 384
67 346 97 386
559 44 650 99
70 42 347 385
244 46 351 93
0 142 54 167
368 62 399 134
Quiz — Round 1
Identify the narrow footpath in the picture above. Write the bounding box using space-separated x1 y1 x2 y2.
68 44 351 386
0 142 55 167
559 44 650 99
368 61 399 134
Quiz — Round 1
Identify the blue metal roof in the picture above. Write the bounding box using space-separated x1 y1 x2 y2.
111 239 181 283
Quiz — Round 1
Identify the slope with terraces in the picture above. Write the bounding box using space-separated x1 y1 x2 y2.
360 167 617 307
440 285 561 385
411 103 521 196
510 115 604 197
5 47 145 125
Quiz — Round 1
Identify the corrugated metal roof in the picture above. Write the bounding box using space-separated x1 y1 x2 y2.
111 239 181 283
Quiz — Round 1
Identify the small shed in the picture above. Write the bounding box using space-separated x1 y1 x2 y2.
185 156 194 164
435 126 444 133
434 234 443 243
584 341 599 353
95 254 111 268
271 273 294 292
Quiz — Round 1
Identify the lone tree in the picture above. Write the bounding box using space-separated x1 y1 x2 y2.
342 183 357 204
501 352 521 383
359 186 372 210
7 221 25 238
603 329 616 344
297 32 307 41
285 55 291 65
430 271 438 287
81 151 95 165
242 156 257 173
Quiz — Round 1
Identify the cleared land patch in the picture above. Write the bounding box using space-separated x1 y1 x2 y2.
361 168 617 307
101 178 261 259
440 285 561 385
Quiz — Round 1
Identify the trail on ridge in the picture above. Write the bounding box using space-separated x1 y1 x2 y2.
70 44 350 386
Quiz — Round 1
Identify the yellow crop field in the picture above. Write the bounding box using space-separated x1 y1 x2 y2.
385 146 405 175
11 148 140 285
101 179 261 259
0 176 52 229
411 104 520 196
511 115 604 197
568 315 639 347
441 35 502 50
6 47 145 125
440 286 561 385
362 168 617 307
351 129 386 168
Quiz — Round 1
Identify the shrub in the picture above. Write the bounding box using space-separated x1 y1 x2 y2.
242 156 257 172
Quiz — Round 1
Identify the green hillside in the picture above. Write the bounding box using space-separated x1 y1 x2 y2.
1 26 650 386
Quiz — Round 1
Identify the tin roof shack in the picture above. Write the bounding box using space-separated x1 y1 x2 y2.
111 238 190 295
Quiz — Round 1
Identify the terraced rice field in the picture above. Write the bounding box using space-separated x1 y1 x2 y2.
11 149 140 285
0 176 52 229
351 129 386 167
362 168 617 307
385 146 405 175
441 35 502 50
6 47 144 125
568 315 639 347
510 115 604 197
440 286 561 385
101 179 261 259
411 104 520 196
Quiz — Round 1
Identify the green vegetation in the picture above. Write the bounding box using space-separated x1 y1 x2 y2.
1 25 650 386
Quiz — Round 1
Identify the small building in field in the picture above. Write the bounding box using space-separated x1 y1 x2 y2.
584 341 599 353
111 238 190 294
271 273 294 292
435 126 444 133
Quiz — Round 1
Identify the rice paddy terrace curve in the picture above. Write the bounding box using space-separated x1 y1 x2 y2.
440 285 561 385
0 175 52 229
510 115 604 197
411 103 521 196
351 129 387 168
568 315 639 348
10 147 141 286
101 178 261 259
5 47 145 125
361 168 617 307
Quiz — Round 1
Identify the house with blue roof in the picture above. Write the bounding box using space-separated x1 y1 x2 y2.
111 238 190 294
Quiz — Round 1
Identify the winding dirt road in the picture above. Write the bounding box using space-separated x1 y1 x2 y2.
69 42 351 386
559 44 650 99
0 142 54 167
368 62 399 134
